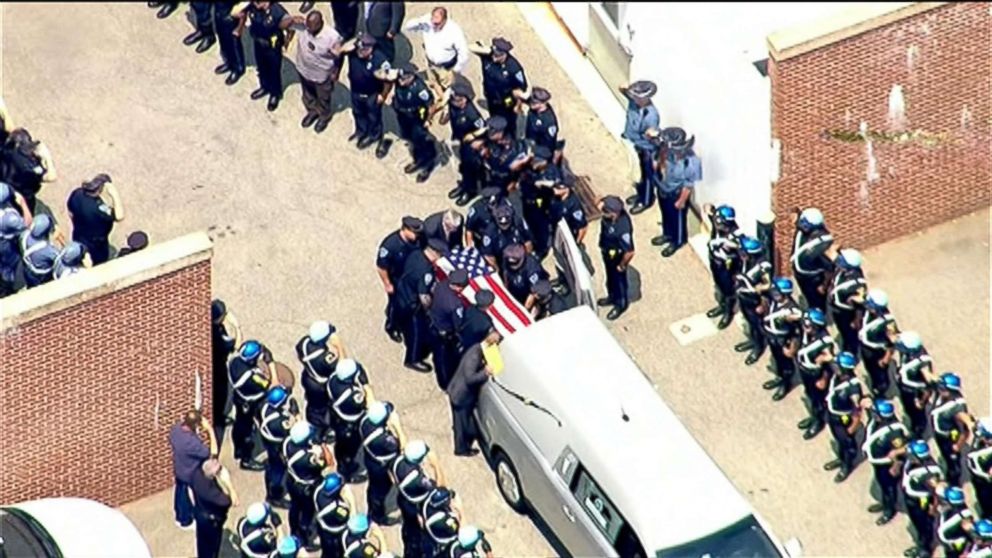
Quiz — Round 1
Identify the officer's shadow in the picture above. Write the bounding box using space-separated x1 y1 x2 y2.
626 265 643 304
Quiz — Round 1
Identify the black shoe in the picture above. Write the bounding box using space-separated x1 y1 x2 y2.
455 449 480 457
744 351 763 366
734 341 754 353
299 1 315 11
195 35 216 54
148 1 162 6
214 63 230 75
403 161 421 174
661 244 680 258
903 549 917 558
301 113 319 128
455 192 473 206
802 422 825 440
387 330 403 343
404 361 432 373
347 470 368 484
797 417 814 430
823 459 842 471
268 496 291 509
225 71 243 85
762 378 783 390
771 385 789 401
607 306 628 321
629 203 649 215
314 118 331 133
706 305 724 318
250 87 268 100
876 512 895 525
267 96 280 112
239 459 266 472
416 167 433 183
867 503 884 513
157 3 177 18
375 139 392 159
348 131 362 142
626 194 639 206
597 297 614 307
650 235 671 247
834 467 851 483
448 186 464 199
183 30 205 46
357 136 376 150
716 313 734 330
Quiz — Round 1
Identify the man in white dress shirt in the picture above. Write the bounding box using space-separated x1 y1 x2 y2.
405 7 468 107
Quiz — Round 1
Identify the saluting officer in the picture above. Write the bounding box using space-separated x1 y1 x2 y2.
450 526 494 558
314 472 355 558
360 401 406 525
469 37 529 138
549 177 587 245
620 80 660 214
284 421 333 545
480 115 532 195
236 502 282 558
596 195 635 321
343 34 394 157
327 359 373 483
236 1 293 112
930 372 975 486
454 290 495 358
968 420 992 515
229 340 274 471
421 487 461 558
827 248 867 353
936 486 975 558
442 83 487 206
501 243 547 307
524 87 561 160
864 399 910 525
652 127 701 258
790 208 835 310
761 277 803 401
390 65 438 182
341 514 388 558
377 216 424 343
66 174 124 265
395 239 448 372
894 331 937 438
392 440 446 558
297 320 346 443
704 204 743 330
734 236 772 366
518 145 560 260
902 440 944 558
859 289 900 398
257 386 299 508
429 269 470 390
795 308 835 440
214 1 247 85
824 351 867 482
478 205 532 272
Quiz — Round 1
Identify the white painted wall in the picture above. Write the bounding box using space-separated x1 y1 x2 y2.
551 2 590 47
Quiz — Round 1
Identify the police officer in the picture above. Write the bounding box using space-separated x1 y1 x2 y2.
827 248 867 353
66 174 124 265
214 1 247 85
236 502 282 558
597 196 635 321
859 289 899 398
968 420 992 515
864 399 910 525
297 320 346 443
501 243 547 307
937 485 975 558
229 340 273 471
931 372 975 486
653 127 702 258
327 359 372 483
392 440 445 558
184 2 219 53
454 290 495 358
391 65 438 182
360 401 406 525
464 187 514 248
449 526 493 558
469 37 529 138
478 205 532 272
620 80 659 214
968 520 992 558
257 386 299 508
343 33 393 157
442 83 487 206
236 1 293 112
314 472 355 558
704 204 742 330
19 213 60 288
210 299 240 443
429 269 469 390
795 308 835 440
53 241 87 279
790 207 834 310
0 209 24 297
284 420 331 545
524 87 561 160
480 115 531 195
824 351 867 482
903 440 944 558
894 331 937 438
421 487 461 558
341 514 388 558
518 145 560 259
734 236 772 366
549 178 590 289
1 128 53 215
377 216 424 343
762 277 803 401
395 239 447 372
530 279 568 320
423 210 464 252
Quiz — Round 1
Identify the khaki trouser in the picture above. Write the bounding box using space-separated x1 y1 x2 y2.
426 63 455 111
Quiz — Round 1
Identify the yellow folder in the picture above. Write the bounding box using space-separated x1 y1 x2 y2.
482 342 504 375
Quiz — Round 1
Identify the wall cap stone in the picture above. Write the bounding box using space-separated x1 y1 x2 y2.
768 2 947 62
1 232 212 331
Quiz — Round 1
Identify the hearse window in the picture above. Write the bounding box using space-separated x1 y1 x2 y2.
570 466 637 553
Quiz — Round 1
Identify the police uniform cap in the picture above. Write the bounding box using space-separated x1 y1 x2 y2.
81 177 104 194
662 127 695 151
449 268 470 287
458 525 482 548
397 62 419 79
247 502 270 524
290 421 313 444
401 216 424 233
486 115 508 138
625 80 657 100
211 299 227 322
531 279 552 299
366 401 391 425
240 340 262 361
944 486 965 505
480 187 502 205
530 87 551 102
532 144 553 161
427 237 450 255
450 82 473 100
321 472 344 495
266 385 289 407
126 230 149 251
276 535 300 556
895 331 922 353
0 210 24 234
474 289 495 307
404 440 429 463
30 213 52 238
874 399 895 418
502 243 525 265
837 351 857 370
491 37 513 53
309 320 335 344
358 33 377 47
601 195 624 215
909 440 930 459
335 358 359 381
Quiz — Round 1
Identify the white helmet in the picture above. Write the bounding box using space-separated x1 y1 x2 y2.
308 321 332 344
290 421 313 444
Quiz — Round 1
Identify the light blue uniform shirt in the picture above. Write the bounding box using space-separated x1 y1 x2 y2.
656 152 702 195
622 101 659 152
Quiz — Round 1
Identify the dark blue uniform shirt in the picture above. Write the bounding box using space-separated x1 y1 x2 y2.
67 188 114 242
525 106 559 151
393 76 433 121
479 53 527 108
348 50 390 95
429 279 465 334
395 251 436 310
377 230 418 281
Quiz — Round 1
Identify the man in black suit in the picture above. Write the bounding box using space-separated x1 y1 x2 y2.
423 209 464 251
363 1 405 62
445 329 499 456
331 1 360 40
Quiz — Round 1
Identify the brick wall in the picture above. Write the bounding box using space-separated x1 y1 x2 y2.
769 2 991 269
0 243 211 507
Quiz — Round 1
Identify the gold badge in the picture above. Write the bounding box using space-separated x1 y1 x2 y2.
892 438 904 449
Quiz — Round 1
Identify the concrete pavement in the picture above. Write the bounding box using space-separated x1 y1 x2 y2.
2 2 988 557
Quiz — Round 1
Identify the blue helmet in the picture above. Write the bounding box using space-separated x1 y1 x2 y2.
429 487 454 508
909 440 930 459
715 205 736 223
939 372 962 392
60 242 85 266
458 526 482 549
865 290 889 311
741 236 763 255
837 351 857 371
30 213 53 238
837 249 863 269
239 340 262 362
246 502 270 525
772 277 793 295
321 472 344 495
276 535 300 557
347 513 370 535
0 210 25 235
944 486 965 505
804 308 826 327
798 208 825 230
874 399 895 418
975 519 992 539
895 331 922 354
266 386 289 407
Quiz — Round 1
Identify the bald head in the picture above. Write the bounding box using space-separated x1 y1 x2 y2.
306 10 324 34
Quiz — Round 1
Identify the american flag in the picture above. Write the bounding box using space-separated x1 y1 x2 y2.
435 246 534 337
